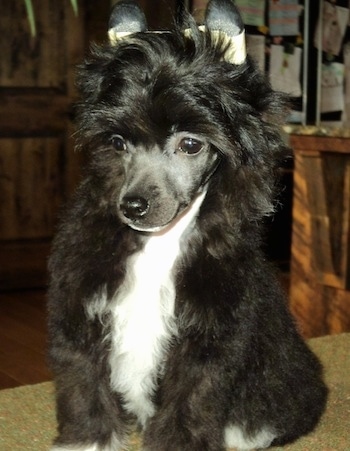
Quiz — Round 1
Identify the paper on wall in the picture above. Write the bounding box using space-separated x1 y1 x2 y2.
269 0 301 36
314 1 349 56
235 0 265 27
321 62 345 113
269 44 302 97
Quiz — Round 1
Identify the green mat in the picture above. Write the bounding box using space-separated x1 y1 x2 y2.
1 334 349 450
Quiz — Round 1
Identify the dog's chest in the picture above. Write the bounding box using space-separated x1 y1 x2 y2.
108 233 179 425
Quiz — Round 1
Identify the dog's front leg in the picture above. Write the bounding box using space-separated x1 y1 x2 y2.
142 341 228 451
49 338 130 451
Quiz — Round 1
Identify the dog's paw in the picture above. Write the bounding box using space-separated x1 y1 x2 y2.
50 445 98 451
50 444 110 451
224 424 276 451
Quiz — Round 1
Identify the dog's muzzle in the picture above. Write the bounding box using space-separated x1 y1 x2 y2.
119 190 180 233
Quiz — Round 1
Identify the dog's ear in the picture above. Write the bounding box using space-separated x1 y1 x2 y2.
204 0 246 64
108 0 147 45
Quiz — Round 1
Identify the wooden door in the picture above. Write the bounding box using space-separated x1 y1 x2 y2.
0 1 85 290
0 0 180 290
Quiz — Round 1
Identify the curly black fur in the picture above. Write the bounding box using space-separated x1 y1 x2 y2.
48 16 327 451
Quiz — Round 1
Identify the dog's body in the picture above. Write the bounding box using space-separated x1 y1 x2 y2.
48 1 327 450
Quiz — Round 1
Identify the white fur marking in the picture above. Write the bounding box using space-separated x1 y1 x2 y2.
225 424 276 451
51 446 99 451
108 190 206 426
86 290 109 324
50 432 123 450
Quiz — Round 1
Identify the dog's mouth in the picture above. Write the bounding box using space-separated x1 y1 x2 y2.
128 222 174 233
127 221 175 234
119 187 207 234
128 217 179 234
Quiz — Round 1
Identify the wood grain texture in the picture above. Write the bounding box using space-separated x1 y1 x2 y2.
289 135 350 338
0 290 50 389
0 0 178 291
302 153 350 289
138 0 177 29
0 0 84 289
0 0 79 88
0 241 50 290
0 138 64 240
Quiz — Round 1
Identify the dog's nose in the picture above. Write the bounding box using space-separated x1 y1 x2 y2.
120 196 149 220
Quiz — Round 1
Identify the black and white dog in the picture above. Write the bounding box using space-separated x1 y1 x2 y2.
48 1 327 450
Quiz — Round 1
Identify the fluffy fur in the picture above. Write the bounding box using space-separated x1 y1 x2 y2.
48 2 327 450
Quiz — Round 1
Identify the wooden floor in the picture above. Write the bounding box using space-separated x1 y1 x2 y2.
0 289 51 389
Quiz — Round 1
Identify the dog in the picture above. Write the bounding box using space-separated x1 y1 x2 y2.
48 1 328 450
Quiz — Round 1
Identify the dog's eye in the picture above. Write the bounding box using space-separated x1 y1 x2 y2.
178 137 203 155
111 135 127 152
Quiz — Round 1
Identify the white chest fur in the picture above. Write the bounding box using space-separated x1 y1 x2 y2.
107 190 206 426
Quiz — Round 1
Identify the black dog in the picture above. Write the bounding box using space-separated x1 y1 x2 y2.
48 1 327 450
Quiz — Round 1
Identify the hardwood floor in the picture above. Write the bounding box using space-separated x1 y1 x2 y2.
0 289 51 389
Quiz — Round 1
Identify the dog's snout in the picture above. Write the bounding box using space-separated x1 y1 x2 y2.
121 196 149 220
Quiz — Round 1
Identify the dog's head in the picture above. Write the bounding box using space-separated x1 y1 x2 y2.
77 0 289 233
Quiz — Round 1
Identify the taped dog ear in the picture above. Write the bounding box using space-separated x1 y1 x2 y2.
184 0 246 65
205 0 246 64
108 0 147 44
205 0 244 38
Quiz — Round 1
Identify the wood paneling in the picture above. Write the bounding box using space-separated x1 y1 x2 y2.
0 138 64 240
0 0 179 290
0 0 85 290
137 0 177 29
289 135 350 337
0 241 50 290
1 1 75 88
0 92 70 135
302 152 350 289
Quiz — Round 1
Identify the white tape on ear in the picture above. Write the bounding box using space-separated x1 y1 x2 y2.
108 29 170 45
184 25 246 65
108 29 133 44
109 25 247 65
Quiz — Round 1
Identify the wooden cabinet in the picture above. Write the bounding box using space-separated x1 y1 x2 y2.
289 134 350 337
